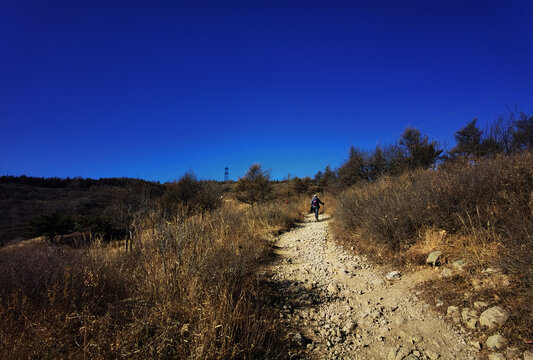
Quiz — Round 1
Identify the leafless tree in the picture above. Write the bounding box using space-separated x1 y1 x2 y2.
109 182 158 251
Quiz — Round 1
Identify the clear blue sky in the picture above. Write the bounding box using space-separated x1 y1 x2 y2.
1 1 532 182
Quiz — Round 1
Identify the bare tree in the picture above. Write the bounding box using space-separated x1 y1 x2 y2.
485 105 517 155
109 182 158 251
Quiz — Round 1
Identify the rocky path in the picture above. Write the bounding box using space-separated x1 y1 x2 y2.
267 214 479 360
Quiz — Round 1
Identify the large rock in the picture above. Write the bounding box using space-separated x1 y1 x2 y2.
486 333 507 351
404 354 420 360
426 251 443 266
479 306 509 328
387 346 399 360
447 305 461 323
474 301 489 310
395 347 412 360
292 332 308 346
505 347 519 359
469 341 482 350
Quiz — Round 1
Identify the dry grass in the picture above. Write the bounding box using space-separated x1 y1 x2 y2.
0 199 303 359
332 151 533 272
332 151 533 345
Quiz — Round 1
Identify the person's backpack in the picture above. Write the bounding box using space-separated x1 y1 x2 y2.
311 198 319 207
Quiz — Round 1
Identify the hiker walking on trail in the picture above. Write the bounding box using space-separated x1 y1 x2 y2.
310 194 324 221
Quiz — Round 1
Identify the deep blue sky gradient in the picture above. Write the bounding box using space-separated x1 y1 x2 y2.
1 1 532 181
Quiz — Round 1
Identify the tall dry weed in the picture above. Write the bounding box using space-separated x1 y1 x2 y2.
0 199 303 359
332 151 533 278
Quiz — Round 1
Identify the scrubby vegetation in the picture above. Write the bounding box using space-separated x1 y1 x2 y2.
0 173 227 247
234 164 273 206
333 152 533 272
0 178 162 246
331 110 533 269
0 168 311 359
0 199 302 359
331 110 533 349
1 107 531 358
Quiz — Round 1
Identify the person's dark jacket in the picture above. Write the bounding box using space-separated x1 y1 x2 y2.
311 196 324 209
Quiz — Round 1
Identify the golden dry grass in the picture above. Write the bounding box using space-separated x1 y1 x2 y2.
0 199 303 359
331 151 533 351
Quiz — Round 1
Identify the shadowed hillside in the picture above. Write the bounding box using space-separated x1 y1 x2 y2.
0 178 138 246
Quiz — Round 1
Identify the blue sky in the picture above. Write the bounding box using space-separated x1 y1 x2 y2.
1 1 532 181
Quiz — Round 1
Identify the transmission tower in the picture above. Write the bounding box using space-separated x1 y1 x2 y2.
224 167 229 182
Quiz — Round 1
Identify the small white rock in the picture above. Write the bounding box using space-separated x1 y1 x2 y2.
386 271 401 280
327 283 339 295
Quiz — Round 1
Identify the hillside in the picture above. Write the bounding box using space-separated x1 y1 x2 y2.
0 177 159 246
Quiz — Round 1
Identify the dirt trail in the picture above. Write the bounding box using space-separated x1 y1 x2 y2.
267 214 479 360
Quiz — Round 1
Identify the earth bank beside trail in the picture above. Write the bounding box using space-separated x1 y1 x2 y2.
265 213 480 360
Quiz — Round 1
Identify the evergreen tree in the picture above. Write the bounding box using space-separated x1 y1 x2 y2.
234 164 272 206
399 127 443 169
368 145 388 180
337 146 370 187
451 119 484 157
512 112 533 150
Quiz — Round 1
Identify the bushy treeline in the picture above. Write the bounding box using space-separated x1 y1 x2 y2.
24 214 128 246
233 164 273 206
330 112 533 347
0 175 159 189
202 110 532 205
160 172 226 216
313 110 533 193
331 108 533 258
333 152 533 264
16 173 229 248
450 111 533 157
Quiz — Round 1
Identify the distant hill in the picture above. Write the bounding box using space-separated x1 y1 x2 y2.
0 176 159 246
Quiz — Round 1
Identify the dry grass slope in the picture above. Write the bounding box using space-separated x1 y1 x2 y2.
332 151 533 350
0 200 303 359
